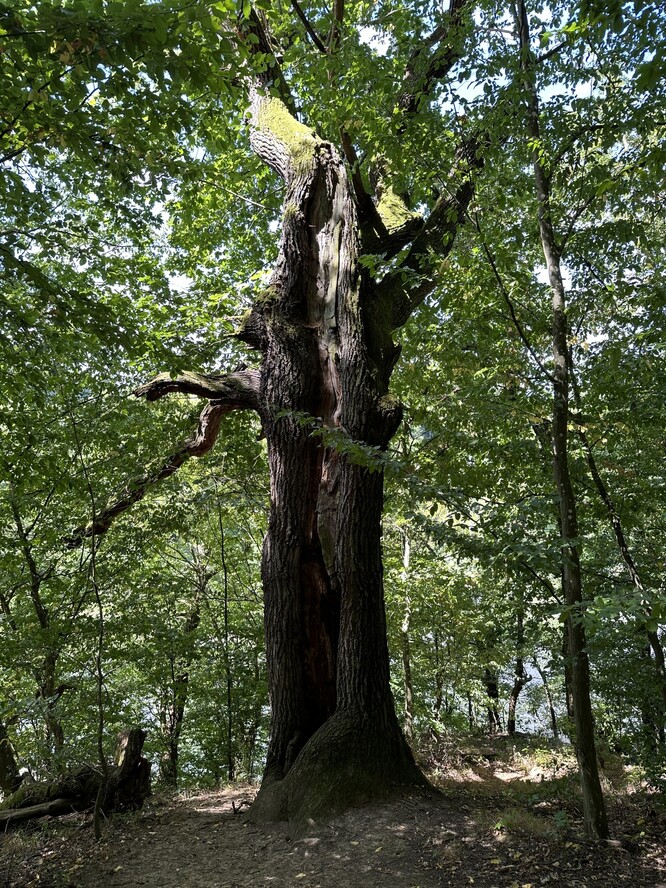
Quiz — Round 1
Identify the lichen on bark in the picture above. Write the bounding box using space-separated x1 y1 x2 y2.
254 94 320 176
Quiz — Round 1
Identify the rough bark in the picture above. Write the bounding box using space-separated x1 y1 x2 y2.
515 0 608 839
0 727 150 825
243 97 427 825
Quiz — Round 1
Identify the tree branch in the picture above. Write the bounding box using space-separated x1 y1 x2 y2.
67 371 260 546
134 369 260 408
381 134 485 328
328 0 345 53
472 213 554 382
290 0 327 54
397 0 472 129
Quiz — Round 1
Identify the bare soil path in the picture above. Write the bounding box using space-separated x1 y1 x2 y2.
2 743 665 888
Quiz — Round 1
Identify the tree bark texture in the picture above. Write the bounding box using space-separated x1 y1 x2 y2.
242 93 427 825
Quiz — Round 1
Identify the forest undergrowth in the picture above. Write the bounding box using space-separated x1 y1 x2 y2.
1 735 664 888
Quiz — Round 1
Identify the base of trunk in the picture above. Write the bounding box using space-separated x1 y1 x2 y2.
250 709 429 833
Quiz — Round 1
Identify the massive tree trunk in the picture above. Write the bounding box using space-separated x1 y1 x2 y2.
244 90 426 824
82 3 482 830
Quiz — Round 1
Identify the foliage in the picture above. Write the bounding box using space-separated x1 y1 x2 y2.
0 0 664 799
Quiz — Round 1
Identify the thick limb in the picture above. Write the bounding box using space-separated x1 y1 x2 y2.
67 370 260 545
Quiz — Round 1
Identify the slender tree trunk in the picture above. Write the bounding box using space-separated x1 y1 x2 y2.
10 494 65 760
515 0 608 839
507 656 529 736
570 369 666 736
159 563 203 787
467 692 475 730
216 504 236 782
432 631 446 731
400 533 415 743
507 603 530 736
483 668 502 733
534 659 559 742
40 651 65 757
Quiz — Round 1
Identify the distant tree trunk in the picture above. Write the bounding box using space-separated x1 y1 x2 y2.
159 552 205 787
246 647 263 781
432 631 446 730
400 532 414 743
507 657 529 736
533 659 559 742
218 512 235 782
562 624 575 722
467 692 475 730
570 369 666 738
0 721 21 797
483 669 502 733
39 651 65 758
507 602 530 736
10 494 65 760
515 0 608 839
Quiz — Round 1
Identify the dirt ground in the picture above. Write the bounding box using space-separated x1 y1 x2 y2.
2 742 665 888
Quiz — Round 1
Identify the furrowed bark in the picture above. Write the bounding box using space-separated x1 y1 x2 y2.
515 0 608 840
244 82 426 826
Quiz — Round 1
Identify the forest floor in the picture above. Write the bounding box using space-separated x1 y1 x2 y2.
1 736 665 888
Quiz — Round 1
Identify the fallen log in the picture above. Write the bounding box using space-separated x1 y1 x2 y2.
0 727 151 826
